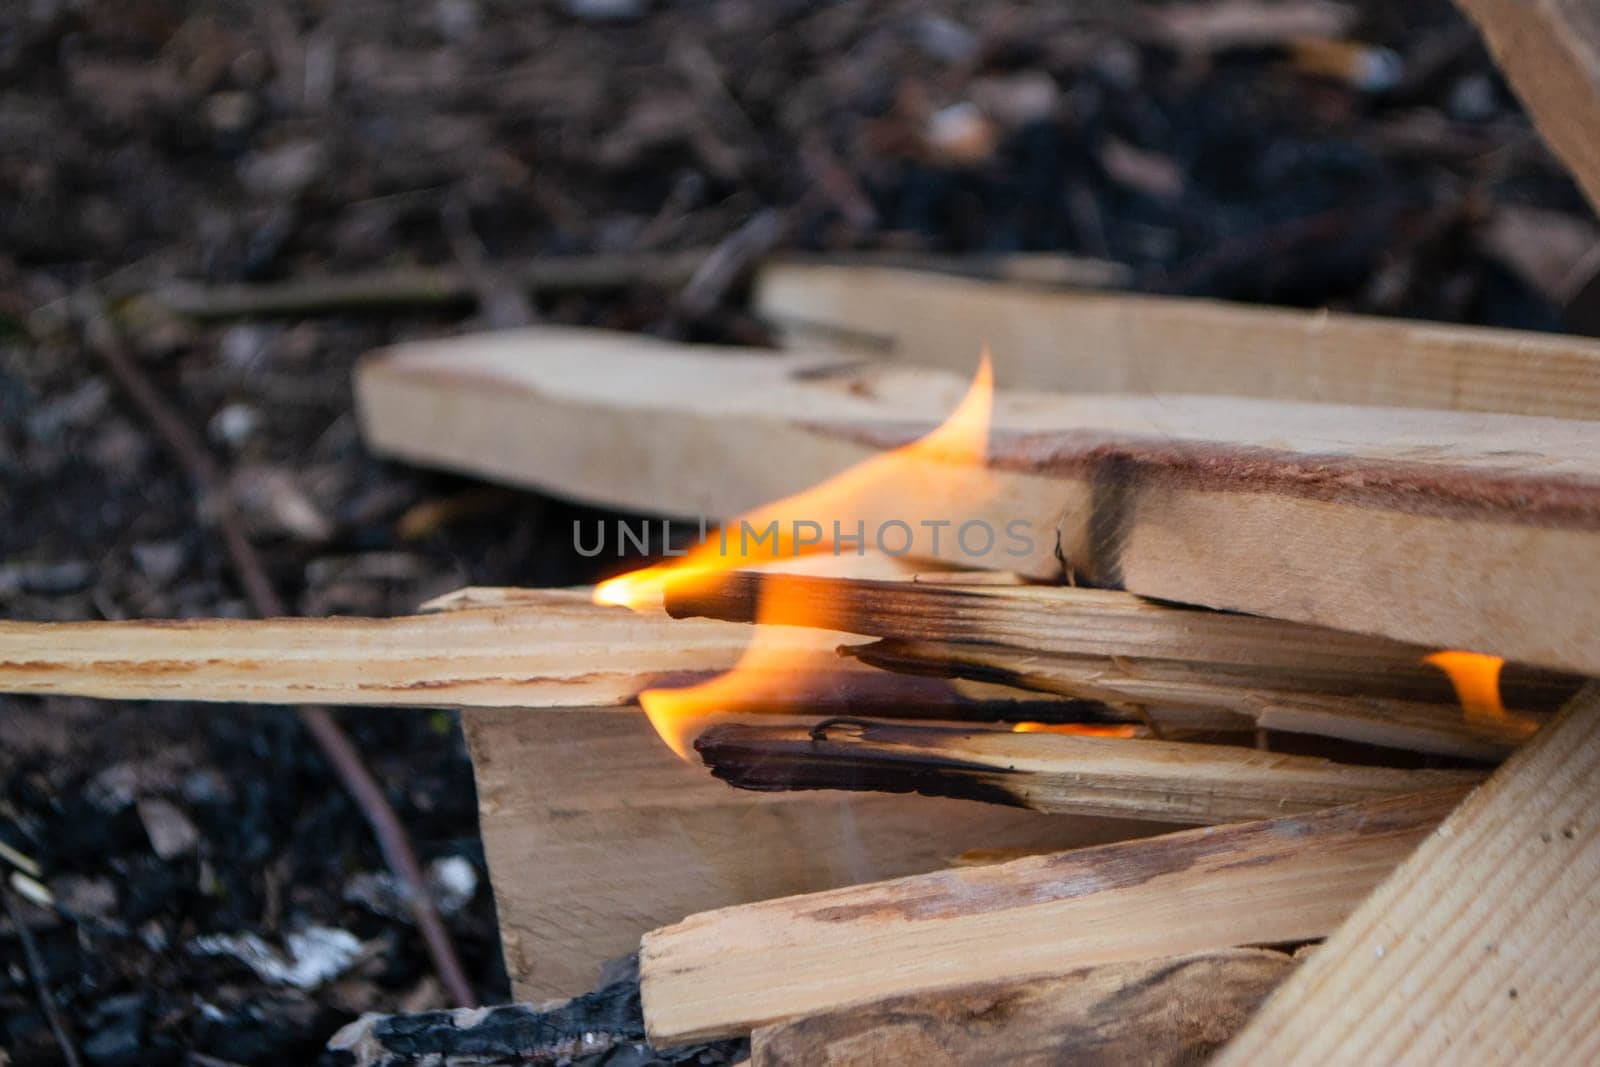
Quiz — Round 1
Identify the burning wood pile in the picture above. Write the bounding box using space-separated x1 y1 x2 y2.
6 247 1600 1064
8 8 1600 1057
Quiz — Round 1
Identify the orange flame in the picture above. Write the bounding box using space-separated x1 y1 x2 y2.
1012 722 1140 738
596 354 996 759
1423 650 1538 742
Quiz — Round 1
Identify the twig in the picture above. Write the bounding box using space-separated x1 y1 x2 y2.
73 289 476 1008
3 882 84 1067
675 209 786 320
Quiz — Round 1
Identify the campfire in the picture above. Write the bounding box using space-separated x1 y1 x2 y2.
5 263 1598 1063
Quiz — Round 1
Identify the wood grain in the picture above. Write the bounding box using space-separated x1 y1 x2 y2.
1455 0 1600 216
844 637 1552 758
462 707 1166 1000
638 786 1468 1042
750 948 1296 1067
755 262 1600 417
0 589 810 708
666 573 1579 712
1216 682 1600 1066
356 329 1600 673
694 718 1484 824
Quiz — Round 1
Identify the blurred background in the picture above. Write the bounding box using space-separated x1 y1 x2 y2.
2 1 1597 1062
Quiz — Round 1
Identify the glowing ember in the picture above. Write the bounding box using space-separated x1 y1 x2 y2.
1424 650 1538 741
596 355 996 759
1011 722 1140 738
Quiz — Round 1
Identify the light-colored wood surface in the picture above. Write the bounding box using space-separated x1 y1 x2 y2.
0 588 839 707
356 328 1600 674
1455 0 1600 216
750 948 1297 1067
638 786 1467 1042
1216 682 1600 1066
461 707 1166 1001
754 262 1600 417
695 718 1483 824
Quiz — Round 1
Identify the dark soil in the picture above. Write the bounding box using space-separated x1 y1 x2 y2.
1 1 1596 1063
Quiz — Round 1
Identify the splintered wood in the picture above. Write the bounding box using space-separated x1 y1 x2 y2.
751 949 1297 1067
0 589 778 708
461 708 1164 1000
357 327 1600 674
1218 683 1600 1065
695 718 1483 824
666 572 1579 757
638 788 1468 1043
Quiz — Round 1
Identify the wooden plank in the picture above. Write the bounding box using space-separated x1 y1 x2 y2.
0 584 1121 726
637 786 1468 1042
461 707 1166 1000
694 718 1484 825
844 637 1545 758
1455 0 1600 216
0 589 791 708
666 574 1580 717
750 948 1297 1067
754 262 1600 418
357 329 1600 674
1216 682 1600 1066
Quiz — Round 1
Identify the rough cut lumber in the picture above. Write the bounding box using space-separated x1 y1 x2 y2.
0 589 803 708
463 708 1167 1001
1216 682 1600 1066
0 587 1120 726
357 328 1600 674
665 573 1580 713
1454 0 1600 217
844 638 1547 758
754 262 1600 418
750 948 1297 1067
693 718 1483 824
638 786 1468 1042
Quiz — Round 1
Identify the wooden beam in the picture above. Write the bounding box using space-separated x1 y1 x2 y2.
1216 682 1600 1065
754 262 1600 418
462 707 1167 1000
357 329 1600 674
693 718 1484 824
1454 0 1600 217
638 786 1468 1042
844 637 1549 758
750 948 1297 1067
0 589 778 708
665 573 1581 714
0 585 1124 726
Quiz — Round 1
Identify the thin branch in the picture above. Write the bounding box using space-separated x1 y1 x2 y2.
73 290 476 1008
3 882 84 1067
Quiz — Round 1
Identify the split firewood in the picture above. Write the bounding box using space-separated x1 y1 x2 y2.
0 589 754 707
692 718 1483 824
843 638 1545 758
357 328 1600 673
638 786 1469 1042
753 261 1600 418
462 708 1165 1001
750 948 1298 1067
1217 681 1600 1066
1454 0 1600 216
664 572 1580 710
0 587 1123 727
